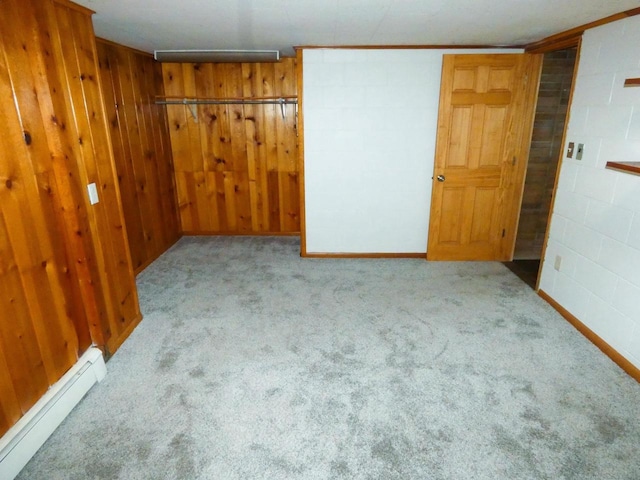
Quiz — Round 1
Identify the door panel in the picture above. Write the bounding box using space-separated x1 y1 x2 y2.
440 188 465 243
449 107 472 166
427 54 542 261
479 107 507 166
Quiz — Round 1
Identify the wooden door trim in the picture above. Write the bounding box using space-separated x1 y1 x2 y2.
525 7 640 53
295 48 308 257
501 53 543 260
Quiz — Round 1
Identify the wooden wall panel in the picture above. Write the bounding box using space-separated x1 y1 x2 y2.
96 40 180 273
0 0 88 436
51 2 141 354
162 59 300 234
0 0 142 435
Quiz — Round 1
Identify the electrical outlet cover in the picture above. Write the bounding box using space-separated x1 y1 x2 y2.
87 183 99 205
554 255 562 271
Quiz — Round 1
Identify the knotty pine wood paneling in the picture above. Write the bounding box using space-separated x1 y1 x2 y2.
52 1 141 355
162 60 300 234
97 40 180 273
0 0 141 435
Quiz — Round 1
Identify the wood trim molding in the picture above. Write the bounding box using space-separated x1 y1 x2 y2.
133 236 181 276
295 44 524 51
296 48 307 257
103 313 143 359
503 53 544 260
539 290 640 383
525 36 580 54
526 7 640 53
53 0 95 15
96 37 153 58
624 78 640 87
302 253 426 259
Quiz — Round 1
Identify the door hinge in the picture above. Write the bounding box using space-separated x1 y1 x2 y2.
502 229 506 238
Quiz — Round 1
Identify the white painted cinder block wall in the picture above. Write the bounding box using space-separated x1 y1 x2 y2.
539 15 640 368
302 48 520 254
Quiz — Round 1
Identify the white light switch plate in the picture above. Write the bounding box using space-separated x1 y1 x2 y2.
87 183 99 205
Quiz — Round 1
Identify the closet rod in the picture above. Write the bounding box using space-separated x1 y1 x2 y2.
156 96 298 121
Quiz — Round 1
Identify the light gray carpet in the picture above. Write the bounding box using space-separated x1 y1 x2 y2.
18 237 640 480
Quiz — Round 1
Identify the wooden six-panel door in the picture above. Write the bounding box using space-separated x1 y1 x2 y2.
427 54 542 261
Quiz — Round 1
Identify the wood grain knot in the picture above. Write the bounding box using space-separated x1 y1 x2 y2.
5 179 12 189
23 131 32 145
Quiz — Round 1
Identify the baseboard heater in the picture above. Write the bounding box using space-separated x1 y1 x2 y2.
0 347 106 480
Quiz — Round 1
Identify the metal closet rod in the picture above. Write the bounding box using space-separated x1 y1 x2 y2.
155 96 298 105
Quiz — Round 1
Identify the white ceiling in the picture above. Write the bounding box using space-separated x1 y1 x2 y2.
75 0 640 56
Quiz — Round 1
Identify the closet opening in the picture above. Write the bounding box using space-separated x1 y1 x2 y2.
505 47 578 289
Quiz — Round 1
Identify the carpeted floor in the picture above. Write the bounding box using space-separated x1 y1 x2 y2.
17 237 640 480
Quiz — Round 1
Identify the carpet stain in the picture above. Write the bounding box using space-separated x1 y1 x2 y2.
169 433 197 479
158 350 179 371
439 429 455 443
289 394 307 407
189 366 206 378
371 436 407 473
341 342 356 355
559 446 596 479
265 387 281 397
330 459 352 478
594 413 626 444
511 381 537 400
86 459 122 480
371 439 398 467
135 442 152 462
250 443 304 475
492 425 542 477
515 313 541 328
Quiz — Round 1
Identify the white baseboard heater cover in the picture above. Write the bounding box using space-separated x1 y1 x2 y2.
0 347 106 480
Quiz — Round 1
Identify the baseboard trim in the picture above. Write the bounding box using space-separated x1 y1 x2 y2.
538 290 640 382
105 313 143 358
302 252 426 259
0 347 107 480
134 234 182 276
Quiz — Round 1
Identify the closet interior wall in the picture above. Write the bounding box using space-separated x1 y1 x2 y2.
96 40 180 273
515 48 577 259
161 59 300 235
0 0 141 436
